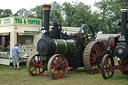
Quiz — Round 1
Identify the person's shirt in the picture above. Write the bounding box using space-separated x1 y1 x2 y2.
12 46 21 56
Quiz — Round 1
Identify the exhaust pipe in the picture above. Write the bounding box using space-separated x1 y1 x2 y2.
120 9 128 39
42 5 51 33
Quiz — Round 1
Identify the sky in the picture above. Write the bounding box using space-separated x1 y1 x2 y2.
0 0 101 14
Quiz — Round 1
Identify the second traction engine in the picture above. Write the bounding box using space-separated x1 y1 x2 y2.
101 9 128 79
27 5 105 79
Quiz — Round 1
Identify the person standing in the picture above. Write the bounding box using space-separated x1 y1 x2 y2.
12 43 21 70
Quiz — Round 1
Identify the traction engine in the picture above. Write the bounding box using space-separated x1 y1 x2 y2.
27 5 105 79
101 9 128 79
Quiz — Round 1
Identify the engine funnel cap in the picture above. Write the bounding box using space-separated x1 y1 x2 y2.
42 5 51 10
120 9 128 12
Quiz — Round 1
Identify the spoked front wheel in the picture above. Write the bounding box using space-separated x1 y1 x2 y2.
27 54 45 76
101 54 115 79
48 54 68 79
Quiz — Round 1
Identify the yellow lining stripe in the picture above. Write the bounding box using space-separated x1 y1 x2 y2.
53 39 58 54
71 40 76 51
63 39 67 54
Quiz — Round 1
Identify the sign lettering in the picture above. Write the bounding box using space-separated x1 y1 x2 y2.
15 18 22 23
15 18 40 25
0 18 11 24
4 19 11 24
24 31 40 33
0 17 41 26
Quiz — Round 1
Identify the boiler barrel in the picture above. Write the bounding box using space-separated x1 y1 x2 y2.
54 39 76 54
37 37 76 56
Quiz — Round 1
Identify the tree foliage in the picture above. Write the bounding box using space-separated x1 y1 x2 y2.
94 0 128 33
62 2 92 27
50 1 63 25
12 1 104 33
1 0 128 34
28 5 42 19
14 8 29 17
0 9 12 18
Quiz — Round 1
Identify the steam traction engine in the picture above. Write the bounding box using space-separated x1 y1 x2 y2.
27 5 105 79
101 9 128 79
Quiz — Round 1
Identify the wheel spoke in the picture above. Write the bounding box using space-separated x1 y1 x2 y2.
55 58 59 66
60 59 63 64
90 59 96 63
38 67 40 73
55 70 59 78
90 53 97 57
98 46 101 55
52 69 56 75
31 67 36 73
30 65 34 68
58 70 63 77
101 52 105 56
93 64 100 73
51 63 56 69
83 27 86 34
94 47 98 54
62 68 65 72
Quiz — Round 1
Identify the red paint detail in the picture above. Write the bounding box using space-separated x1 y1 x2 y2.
90 42 105 74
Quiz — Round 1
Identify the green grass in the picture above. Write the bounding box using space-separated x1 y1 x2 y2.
0 65 128 85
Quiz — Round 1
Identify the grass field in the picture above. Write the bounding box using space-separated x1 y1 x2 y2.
0 64 128 85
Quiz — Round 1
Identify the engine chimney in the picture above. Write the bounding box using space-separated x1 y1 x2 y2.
42 5 51 34
120 9 128 39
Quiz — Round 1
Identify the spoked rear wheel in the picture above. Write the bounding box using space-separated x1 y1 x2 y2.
101 54 115 79
27 54 45 76
83 41 105 74
48 54 68 79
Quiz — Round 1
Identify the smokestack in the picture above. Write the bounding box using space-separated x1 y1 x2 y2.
120 9 128 38
42 5 51 33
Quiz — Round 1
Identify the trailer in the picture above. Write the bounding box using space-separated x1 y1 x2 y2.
0 17 42 65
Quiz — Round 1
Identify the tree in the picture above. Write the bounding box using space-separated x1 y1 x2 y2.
28 5 42 19
0 9 12 18
50 1 63 25
72 2 92 27
62 2 92 27
62 2 75 26
14 8 29 17
94 0 128 33
88 11 102 33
